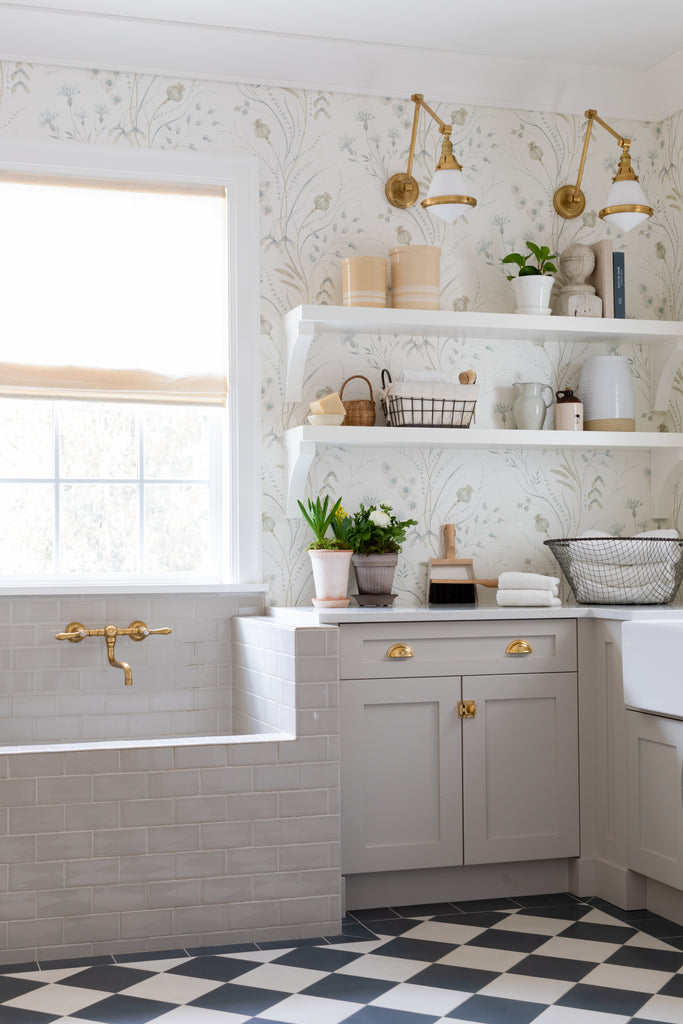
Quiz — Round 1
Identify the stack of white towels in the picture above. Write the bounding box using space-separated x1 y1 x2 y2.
496 571 561 607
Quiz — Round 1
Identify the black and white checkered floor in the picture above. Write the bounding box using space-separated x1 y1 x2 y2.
3 894 683 1023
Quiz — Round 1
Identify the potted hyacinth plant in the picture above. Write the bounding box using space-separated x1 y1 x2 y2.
345 503 417 603
297 495 353 607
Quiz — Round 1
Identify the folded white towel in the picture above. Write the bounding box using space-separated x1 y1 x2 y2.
568 559 677 589
496 590 561 607
498 571 559 593
399 369 449 383
569 537 682 565
580 528 679 540
573 580 669 605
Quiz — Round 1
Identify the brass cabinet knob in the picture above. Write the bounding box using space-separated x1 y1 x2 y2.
506 639 533 655
386 643 414 659
458 699 477 719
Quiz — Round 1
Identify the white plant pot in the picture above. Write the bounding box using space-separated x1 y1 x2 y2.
308 549 352 607
511 275 555 315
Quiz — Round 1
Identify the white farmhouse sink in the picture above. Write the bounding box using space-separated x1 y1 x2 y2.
622 619 683 717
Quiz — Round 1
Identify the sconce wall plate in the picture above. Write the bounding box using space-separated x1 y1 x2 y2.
385 171 420 209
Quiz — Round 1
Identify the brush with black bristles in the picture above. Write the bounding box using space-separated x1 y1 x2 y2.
428 524 497 604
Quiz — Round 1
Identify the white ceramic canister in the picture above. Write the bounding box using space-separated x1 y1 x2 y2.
555 389 583 431
389 245 441 309
341 256 387 308
578 355 635 431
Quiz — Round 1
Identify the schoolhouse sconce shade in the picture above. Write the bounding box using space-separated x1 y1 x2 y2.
553 109 653 233
385 93 477 224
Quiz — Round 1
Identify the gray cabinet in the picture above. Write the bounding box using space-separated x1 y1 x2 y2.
340 620 580 875
463 672 579 865
341 675 463 874
626 709 683 889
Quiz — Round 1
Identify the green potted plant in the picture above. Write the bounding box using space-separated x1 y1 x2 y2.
345 503 417 602
297 496 353 607
501 241 558 315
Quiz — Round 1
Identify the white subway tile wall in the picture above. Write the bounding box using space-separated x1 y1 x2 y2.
2 594 254 746
0 601 342 962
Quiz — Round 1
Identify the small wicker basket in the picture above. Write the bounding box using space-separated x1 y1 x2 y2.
340 375 376 426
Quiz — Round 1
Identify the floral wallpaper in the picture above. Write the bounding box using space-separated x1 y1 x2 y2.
0 59 681 605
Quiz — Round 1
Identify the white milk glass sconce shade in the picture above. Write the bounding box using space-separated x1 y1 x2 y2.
553 109 652 233
385 93 476 224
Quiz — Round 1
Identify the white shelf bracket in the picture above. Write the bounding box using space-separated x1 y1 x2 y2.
286 436 316 517
650 338 683 413
651 446 683 520
285 308 315 403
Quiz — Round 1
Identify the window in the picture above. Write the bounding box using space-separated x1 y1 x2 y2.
0 140 260 586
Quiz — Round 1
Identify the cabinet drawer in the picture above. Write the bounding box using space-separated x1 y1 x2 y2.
340 619 576 678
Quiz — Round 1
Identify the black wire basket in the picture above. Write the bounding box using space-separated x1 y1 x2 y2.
380 369 477 428
544 537 683 605
381 393 477 428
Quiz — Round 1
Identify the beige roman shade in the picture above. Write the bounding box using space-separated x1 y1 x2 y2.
0 174 228 406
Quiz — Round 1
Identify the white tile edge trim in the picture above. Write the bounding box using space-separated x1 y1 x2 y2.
0 730 297 755
0 583 269 596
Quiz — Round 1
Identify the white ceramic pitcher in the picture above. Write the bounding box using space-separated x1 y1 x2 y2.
513 381 554 429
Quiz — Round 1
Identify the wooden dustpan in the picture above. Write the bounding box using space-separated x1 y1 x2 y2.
428 524 497 604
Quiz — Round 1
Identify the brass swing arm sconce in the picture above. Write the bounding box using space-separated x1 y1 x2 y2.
55 620 172 686
553 109 653 231
385 93 477 222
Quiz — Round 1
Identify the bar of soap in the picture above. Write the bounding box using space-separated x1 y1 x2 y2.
310 392 346 416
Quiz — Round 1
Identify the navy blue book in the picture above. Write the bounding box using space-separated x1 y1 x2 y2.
613 251 625 318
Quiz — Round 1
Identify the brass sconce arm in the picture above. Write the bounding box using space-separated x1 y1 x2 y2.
554 109 651 223
55 620 172 686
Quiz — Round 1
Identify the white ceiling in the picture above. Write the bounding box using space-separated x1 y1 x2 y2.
1 0 683 120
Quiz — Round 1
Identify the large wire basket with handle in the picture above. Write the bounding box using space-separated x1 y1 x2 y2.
544 536 683 605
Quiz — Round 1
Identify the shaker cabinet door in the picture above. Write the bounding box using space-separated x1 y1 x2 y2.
462 672 580 865
341 676 463 874
626 710 683 889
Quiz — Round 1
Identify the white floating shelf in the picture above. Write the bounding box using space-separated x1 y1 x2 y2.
284 304 683 409
285 425 683 520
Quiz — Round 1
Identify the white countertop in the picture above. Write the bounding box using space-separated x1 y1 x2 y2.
267 602 683 626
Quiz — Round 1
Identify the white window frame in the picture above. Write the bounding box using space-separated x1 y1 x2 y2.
0 137 262 588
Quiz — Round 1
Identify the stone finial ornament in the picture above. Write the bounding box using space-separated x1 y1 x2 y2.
553 243 603 317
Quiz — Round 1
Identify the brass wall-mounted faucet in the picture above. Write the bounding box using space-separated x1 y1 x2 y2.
55 620 172 685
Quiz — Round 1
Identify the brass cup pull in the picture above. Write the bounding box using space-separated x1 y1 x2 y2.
386 643 414 659
506 639 533 655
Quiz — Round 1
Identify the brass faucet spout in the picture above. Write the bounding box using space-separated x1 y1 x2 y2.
104 624 132 685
